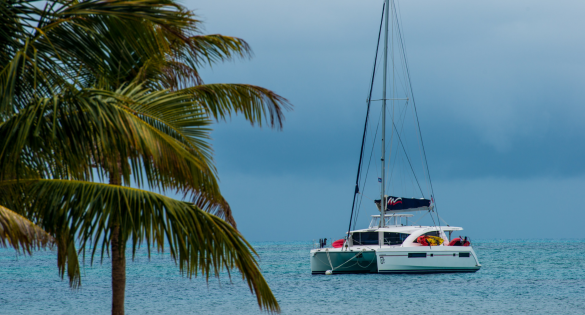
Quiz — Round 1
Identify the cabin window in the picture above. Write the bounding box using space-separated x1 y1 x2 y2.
459 252 470 258
408 253 426 258
383 232 410 245
352 232 379 245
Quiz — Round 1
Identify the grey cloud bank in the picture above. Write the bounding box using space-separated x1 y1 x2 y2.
186 0 585 240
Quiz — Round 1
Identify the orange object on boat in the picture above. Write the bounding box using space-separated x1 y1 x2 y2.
417 235 443 246
332 239 344 248
417 235 429 246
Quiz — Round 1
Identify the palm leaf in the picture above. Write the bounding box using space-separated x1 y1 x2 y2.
1 1 289 311
0 84 242 226
1 0 254 112
1 0 200 114
1 86 213 188
183 84 292 129
0 205 54 254
0 178 279 312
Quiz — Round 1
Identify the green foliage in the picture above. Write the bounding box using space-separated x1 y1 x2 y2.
0 205 54 255
0 179 277 309
1 0 291 312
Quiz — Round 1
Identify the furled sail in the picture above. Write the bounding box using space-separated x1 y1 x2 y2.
374 196 433 212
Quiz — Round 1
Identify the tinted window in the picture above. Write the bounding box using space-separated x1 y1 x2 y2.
383 232 410 245
459 252 470 258
408 253 427 258
352 232 379 245
424 231 440 237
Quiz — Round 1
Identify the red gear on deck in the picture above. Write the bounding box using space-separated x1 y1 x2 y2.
417 235 429 246
332 239 344 248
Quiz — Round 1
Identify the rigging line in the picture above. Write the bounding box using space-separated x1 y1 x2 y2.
394 5 442 229
386 99 409 193
437 213 449 226
353 108 382 230
395 0 411 97
353 108 382 228
401 153 407 196
387 122 404 194
354 108 381 229
410 151 418 197
412 100 430 195
391 3 409 98
386 104 408 196
387 107 399 187
398 102 413 196
347 1 385 237
394 4 427 188
357 192 376 203
429 206 438 229
411 210 429 226
392 2 424 200
373 107 383 178
390 108 425 197
355 39 382 228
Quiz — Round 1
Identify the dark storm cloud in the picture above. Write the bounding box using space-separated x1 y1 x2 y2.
183 0 585 240
193 0 585 182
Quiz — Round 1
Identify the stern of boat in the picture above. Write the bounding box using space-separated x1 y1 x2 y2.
375 246 481 273
310 248 378 274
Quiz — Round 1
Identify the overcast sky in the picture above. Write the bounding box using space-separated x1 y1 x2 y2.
183 0 585 241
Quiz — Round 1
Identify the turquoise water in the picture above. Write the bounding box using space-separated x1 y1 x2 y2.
1 240 584 314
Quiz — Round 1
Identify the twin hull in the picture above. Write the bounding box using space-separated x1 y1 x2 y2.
310 247 481 274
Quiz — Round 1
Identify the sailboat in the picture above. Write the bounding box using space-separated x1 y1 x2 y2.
310 0 481 274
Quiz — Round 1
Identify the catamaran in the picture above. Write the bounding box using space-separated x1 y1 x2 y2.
310 0 481 274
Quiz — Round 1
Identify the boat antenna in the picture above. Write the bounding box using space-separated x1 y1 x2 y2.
346 1 385 239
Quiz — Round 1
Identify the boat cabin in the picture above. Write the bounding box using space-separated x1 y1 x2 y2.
348 214 463 247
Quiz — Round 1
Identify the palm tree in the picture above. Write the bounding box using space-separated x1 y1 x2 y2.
0 1 290 314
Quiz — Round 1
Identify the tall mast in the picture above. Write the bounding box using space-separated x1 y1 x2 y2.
379 0 390 228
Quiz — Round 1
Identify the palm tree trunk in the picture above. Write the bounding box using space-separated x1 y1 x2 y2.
111 223 125 315
110 172 125 315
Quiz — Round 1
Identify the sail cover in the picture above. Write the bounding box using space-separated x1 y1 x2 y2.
374 196 432 212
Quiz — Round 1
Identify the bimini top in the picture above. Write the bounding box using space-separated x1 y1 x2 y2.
374 196 433 213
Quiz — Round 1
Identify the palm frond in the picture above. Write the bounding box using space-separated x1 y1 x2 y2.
0 178 279 312
181 34 252 66
1 1 288 311
0 85 217 192
56 228 82 289
0 0 200 114
183 84 292 129
0 205 54 254
0 83 242 225
192 193 236 228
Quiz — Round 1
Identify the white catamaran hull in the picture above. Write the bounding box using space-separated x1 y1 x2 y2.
376 247 481 273
311 249 378 274
310 246 481 274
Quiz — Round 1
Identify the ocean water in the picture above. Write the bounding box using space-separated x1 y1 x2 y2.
1 239 584 314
